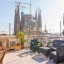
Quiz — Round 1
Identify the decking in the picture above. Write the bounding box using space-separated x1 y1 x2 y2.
3 48 64 64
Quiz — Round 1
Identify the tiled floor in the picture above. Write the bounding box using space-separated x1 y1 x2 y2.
3 48 64 64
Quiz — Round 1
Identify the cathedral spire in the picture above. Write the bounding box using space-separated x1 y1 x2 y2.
14 8 17 34
14 3 20 34
37 7 42 31
35 9 38 30
35 9 37 21
63 13 64 25
40 10 42 32
37 7 40 30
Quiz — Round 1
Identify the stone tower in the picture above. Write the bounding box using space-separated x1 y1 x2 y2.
63 13 64 25
37 7 42 31
14 3 21 34
35 9 37 21
35 9 38 30
40 10 42 32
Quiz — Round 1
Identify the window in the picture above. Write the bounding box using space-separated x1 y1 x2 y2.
10 41 16 47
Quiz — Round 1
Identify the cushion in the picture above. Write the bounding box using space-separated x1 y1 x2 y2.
58 40 64 45
53 40 64 46
57 45 64 56
53 40 59 46
50 46 57 50
52 51 56 56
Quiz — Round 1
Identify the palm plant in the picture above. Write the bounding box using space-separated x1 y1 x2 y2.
18 31 27 45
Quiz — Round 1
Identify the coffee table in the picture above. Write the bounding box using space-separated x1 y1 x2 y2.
38 47 50 57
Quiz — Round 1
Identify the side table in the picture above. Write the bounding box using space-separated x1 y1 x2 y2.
38 47 50 57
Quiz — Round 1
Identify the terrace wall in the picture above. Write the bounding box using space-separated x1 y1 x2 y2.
0 35 64 49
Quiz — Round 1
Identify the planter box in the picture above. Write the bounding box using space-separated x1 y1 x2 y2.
21 45 24 49
0 46 3 51
14 45 21 51
42 44 44 46
6 47 10 51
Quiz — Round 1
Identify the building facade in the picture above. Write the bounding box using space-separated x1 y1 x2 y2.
14 4 42 34
21 14 37 30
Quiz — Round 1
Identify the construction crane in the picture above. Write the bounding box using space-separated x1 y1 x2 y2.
9 0 32 14
9 2 21 8
21 6 25 12
23 0 31 14
9 2 26 12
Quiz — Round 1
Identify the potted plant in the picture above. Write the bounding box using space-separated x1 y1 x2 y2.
18 31 27 49
14 34 21 51
14 42 21 51
0 41 3 51
42 42 44 46
20 38 27 49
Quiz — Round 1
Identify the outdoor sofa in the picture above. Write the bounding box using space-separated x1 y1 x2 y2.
49 40 64 51
49 44 64 64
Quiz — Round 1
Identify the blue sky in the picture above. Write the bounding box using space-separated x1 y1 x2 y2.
0 0 64 34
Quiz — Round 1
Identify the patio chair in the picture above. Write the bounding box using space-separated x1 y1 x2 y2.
0 50 6 64
49 45 64 64
30 39 42 52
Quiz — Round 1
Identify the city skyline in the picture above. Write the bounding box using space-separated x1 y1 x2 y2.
0 0 64 34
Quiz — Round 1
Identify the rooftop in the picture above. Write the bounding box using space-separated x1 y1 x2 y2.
3 49 64 64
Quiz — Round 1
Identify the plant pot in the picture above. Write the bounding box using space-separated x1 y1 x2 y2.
21 45 24 49
0 46 3 51
42 44 44 46
44 44 47 47
6 47 10 51
14 45 21 51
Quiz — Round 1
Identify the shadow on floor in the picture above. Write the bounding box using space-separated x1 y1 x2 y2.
45 59 64 64
18 49 37 57
32 54 48 63
6 50 17 54
18 50 30 57
45 60 56 64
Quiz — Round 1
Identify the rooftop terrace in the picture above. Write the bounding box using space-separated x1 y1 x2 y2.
3 48 64 64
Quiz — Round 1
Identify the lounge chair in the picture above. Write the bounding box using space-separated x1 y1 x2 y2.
49 45 64 64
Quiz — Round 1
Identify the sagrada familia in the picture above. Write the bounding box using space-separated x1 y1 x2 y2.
14 2 42 34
